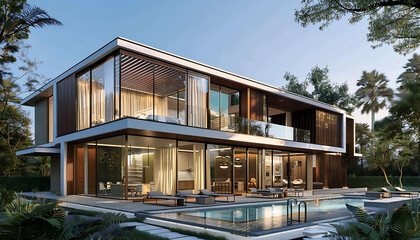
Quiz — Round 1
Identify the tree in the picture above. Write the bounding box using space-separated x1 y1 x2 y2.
283 65 357 114
364 137 395 187
0 1 61 175
355 70 394 131
390 53 420 174
393 135 415 188
295 0 420 55
355 123 372 172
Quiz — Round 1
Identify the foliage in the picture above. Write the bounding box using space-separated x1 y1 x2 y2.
0 176 50 192
169 228 227 240
363 136 396 186
347 176 420 189
24 156 51 176
4 192 36 215
295 0 420 55
355 70 394 131
0 188 14 211
393 135 416 188
283 65 357 114
331 201 420 239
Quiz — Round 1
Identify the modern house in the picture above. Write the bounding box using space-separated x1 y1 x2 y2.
17 37 355 199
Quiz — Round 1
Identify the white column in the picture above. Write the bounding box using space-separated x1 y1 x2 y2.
342 114 346 149
84 143 88 194
306 154 316 191
60 142 67 196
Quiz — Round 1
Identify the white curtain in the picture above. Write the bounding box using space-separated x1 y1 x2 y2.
193 144 205 194
188 75 208 128
154 147 176 195
77 80 90 130
120 89 168 120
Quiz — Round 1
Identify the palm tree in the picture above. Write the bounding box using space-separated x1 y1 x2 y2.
355 70 394 131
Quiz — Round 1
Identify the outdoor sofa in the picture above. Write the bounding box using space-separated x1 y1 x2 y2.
247 188 278 198
199 189 235 202
144 191 186 207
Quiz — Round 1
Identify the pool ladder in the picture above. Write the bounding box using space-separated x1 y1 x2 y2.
286 198 307 225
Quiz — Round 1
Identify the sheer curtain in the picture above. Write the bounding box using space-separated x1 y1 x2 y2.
77 76 90 130
120 89 154 119
188 74 208 128
193 144 205 194
154 147 176 195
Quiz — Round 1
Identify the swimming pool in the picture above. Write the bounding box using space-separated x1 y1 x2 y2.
150 197 369 235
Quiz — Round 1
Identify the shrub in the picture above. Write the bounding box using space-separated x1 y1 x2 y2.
0 176 50 192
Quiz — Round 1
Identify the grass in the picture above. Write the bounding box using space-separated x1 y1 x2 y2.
105 229 169 240
169 227 227 240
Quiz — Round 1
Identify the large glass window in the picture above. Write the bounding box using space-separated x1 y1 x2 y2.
273 151 287 188
92 57 115 126
210 84 220 130
208 144 232 193
263 149 272 189
48 96 53 142
96 136 126 199
233 147 246 193
154 61 187 124
290 154 306 189
248 148 261 192
209 84 240 131
178 141 205 194
127 136 177 196
120 55 154 119
188 72 208 128
76 71 90 130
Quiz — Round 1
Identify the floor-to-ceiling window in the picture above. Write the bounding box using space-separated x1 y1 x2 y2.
177 141 205 194
273 150 287 188
233 147 246 193
263 149 272 189
76 71 90 130
127 136 177 196
154 61 187 124
92 57 115 126
248 148 261 192
289 154 306 189
208 144 233 193
209 83 240 131
96 136 126 199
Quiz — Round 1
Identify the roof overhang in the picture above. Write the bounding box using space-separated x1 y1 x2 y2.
21 37 346 114
16 147 60 156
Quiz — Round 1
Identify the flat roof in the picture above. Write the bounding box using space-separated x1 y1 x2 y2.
21 37 346 114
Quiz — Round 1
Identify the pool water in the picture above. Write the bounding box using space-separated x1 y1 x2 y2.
152 197 368 234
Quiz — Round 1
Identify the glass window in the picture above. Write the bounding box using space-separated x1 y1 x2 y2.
178 141 205 194
188 72 208 128
290 154 306 189
220 86 240 131
208 144 232 193
120 54 154 120
96 136 126 199
233 147 246 193
154 61 187 124
209 84 220 130
248 148 261 192
127 135 176 196
76 71 90 130
273 151 287 188
92 57 115 126
263 149 272 189
115 55 120 120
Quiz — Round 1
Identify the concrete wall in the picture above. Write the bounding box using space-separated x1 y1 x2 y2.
50 155 61 193
35 98 49 145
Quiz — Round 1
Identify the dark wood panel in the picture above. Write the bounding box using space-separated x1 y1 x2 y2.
75 145 85 195
314 154 346 188
66 144 75 195
292 109 316 144
316 110 341 147
346 118 355 156
240 88 250 119
250 89 264 121
88 146 96 194
57 75 76 136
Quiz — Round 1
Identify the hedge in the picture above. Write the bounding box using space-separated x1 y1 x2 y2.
0 176 50 192
348 176 420 189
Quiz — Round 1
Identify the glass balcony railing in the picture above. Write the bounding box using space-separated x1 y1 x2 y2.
214 114 311 143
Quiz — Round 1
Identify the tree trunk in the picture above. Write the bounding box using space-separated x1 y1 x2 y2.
379 166 392 187
371 111 375 132
399 167 403 188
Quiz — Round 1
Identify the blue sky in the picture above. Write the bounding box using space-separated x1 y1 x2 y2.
22 0 419 132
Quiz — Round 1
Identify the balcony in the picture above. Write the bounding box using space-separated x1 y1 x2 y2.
212 114 311 143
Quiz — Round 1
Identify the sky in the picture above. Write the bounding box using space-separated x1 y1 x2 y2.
20 0 419 134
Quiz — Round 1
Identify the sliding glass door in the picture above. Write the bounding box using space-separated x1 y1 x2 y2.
233 148 246 193
177 141 205 194
208 144 233 193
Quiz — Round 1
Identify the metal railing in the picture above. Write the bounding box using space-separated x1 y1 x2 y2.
286 198 307 225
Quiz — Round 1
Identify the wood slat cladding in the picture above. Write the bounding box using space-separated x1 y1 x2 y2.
57 75 76 136
250 89 265 121
316 110 341 147
292 109 316 144
240 88 250 119
66 143 75 195
346 118 355 156
314 154 347 188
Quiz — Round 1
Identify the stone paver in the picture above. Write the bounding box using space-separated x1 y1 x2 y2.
147 228 171 235
155 232 187 239
135 224 162 231
118 222 144 228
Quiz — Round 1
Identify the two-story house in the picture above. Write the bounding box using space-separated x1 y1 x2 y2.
17 37 355 199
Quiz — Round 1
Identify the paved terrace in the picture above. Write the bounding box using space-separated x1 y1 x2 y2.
20 188 367 213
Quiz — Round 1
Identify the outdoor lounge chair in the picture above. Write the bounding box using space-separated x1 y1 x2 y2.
144 191 186 206
247 188 277 198
381 187 418 197
267 187 285 197
199 189 235 202
395 187 420 193
177 190 214 204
